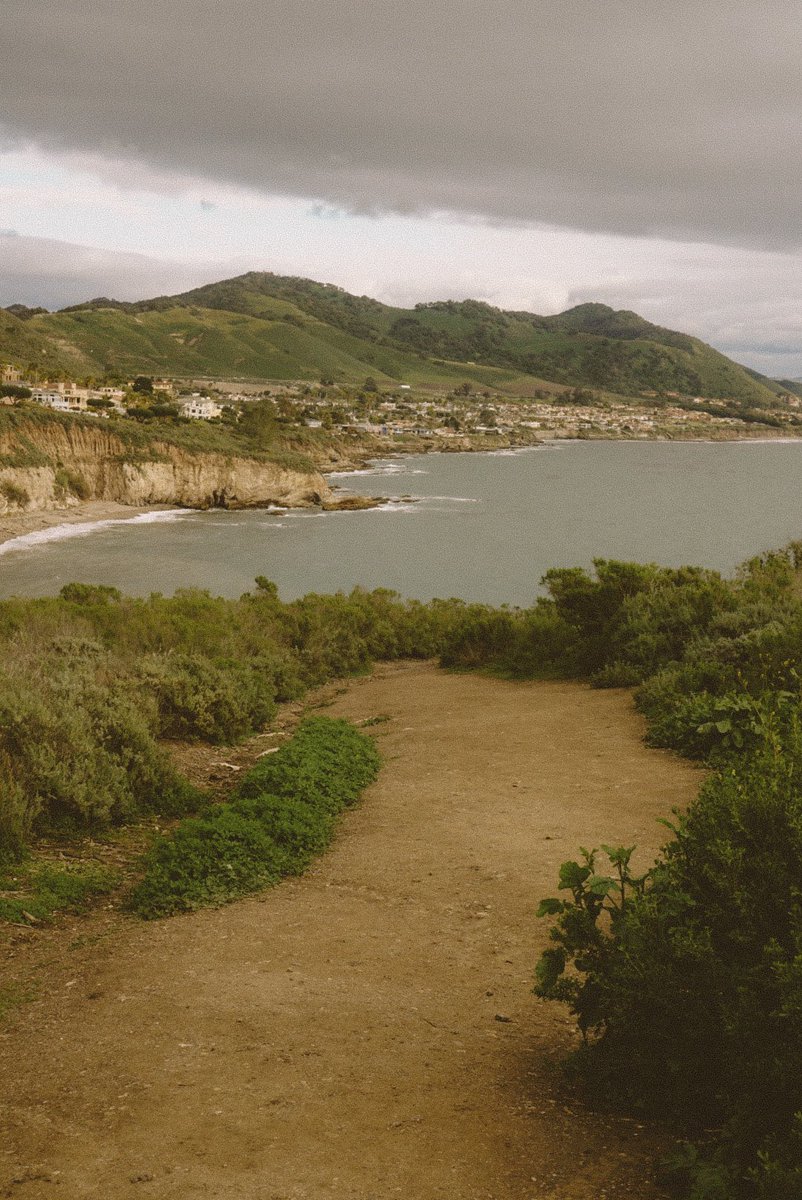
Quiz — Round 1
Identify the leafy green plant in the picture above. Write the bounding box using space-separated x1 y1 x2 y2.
646 690 795 762
129 717 380 918
535 728 802 1195
234 716 381 813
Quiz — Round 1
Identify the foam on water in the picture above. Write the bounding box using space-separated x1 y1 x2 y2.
422 495 480 503
0 509 188 557
327 462 428 479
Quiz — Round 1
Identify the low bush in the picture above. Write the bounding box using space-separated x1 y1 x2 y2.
234 716 381 812
129 717 379 919
139 652 278 743
0 667 199 841
129 805 294 918
0 479 29 508
54 467 91 501
645 690 795 763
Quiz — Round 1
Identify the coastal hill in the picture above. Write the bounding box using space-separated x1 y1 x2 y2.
0 272 786 406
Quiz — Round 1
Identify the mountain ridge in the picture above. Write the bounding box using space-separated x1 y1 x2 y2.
0 271 786 406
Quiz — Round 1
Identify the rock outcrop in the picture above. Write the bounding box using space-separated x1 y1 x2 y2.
0 420 333 515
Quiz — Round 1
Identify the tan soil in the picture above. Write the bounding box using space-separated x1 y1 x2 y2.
0 663 702 1200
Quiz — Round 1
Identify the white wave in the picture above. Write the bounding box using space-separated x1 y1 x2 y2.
327 461 428 479
729 437 802 445
326 467 382 479
0 509 188 556
421 495 480 503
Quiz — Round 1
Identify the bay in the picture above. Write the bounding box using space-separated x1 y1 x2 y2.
2 440 802 604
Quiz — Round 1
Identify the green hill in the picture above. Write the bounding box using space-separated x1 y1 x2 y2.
0 272 783 406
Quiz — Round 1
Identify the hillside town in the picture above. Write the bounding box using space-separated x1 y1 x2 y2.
2 361 800 444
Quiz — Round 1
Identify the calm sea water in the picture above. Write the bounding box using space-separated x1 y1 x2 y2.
2 441 802 605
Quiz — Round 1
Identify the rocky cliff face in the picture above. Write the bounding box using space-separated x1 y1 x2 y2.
0 421 333 515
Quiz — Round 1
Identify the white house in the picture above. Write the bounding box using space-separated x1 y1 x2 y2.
31 389 72 411
180 397 222 420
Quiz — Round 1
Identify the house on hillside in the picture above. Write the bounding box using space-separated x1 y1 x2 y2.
180 396 222 420
31 389 72 411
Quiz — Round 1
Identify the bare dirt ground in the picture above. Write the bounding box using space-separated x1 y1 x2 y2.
0 663 702 1200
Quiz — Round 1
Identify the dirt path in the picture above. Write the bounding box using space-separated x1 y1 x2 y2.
0 664 701 1200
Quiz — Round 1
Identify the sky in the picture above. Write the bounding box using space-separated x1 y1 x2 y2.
1 0 801 376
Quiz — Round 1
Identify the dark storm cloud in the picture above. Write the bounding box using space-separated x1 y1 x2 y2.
2 1 801 248
0 233 230 310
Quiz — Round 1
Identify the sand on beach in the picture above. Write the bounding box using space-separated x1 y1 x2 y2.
0 501 180 549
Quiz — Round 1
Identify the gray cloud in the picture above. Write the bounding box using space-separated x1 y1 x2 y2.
3 1 802 249
0 233 233 310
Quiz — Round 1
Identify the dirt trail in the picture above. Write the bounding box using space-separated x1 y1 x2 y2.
0 664 701 1200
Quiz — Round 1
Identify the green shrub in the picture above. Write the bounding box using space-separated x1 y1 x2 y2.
645 690 794 763
535 726 802 1195
0 753 31 862
54 467 91 501
0 668 198 843
634 658 735 720
139 652 277 743
130 717 379 918
589 661 645 688
234 716 381 812
129 806 291 918
59 583 121 605
230 793 335 868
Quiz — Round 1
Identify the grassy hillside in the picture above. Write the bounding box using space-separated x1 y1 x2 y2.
0 272 785 405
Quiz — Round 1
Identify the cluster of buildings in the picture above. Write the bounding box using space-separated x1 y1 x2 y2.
0 364 224 421
1 362 795 441
26 383 127 412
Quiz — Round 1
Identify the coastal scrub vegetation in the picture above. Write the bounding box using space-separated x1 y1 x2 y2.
3 546 802 1192
0 579 499 853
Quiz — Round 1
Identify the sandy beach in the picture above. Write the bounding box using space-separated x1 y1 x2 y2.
0 502 179 550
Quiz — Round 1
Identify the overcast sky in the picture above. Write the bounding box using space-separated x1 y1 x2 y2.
2 0 801 375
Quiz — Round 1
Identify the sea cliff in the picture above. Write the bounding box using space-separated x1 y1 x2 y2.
0 418 332 516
